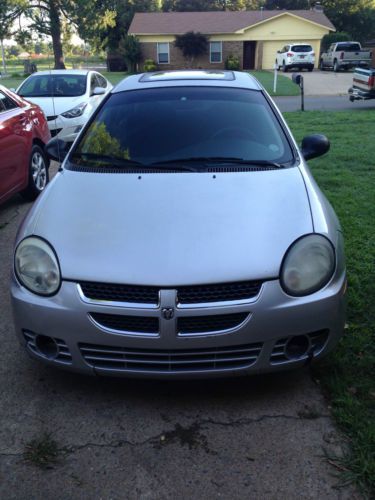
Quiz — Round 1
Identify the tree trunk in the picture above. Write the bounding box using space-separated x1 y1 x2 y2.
49 0 65 69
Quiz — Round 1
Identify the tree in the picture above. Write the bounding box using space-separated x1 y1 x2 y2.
263 0 309 8
0 0 23 74
119 35 142 71
174 31 208 66
163 0 261 11
323 0 375 43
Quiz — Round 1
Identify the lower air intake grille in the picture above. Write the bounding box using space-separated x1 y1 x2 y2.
50 128 62 137
79 342 263 373
23 330 72 364
270 330 329 365
89 313 159 334
178 313 249 334
80 282 159 305
177 281 262 304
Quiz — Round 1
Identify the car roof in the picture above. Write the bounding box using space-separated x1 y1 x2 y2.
112 70 263 93
26 69 92 76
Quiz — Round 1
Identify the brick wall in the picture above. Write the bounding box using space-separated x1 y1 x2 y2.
140 41 245 71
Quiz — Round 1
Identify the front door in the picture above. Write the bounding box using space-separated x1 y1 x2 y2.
243 41 256 70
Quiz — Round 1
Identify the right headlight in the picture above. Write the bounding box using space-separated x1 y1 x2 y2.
15 237 61 296
280 234 335 296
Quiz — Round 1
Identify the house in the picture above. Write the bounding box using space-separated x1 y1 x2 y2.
128 9 335 71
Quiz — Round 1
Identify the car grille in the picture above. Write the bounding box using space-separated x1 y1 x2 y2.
79 280 262 306
23 330 72 364
89 313 159 334
80 282 160 304
178 313 249 334
177 281 262 304
270 330 329 364
79 342 263 373
50 128 63 137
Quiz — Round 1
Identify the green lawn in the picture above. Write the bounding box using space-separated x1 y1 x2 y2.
285 111 375 497
251 70 300 96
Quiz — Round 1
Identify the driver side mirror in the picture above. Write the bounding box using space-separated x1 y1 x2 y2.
91 86 106 96
301 134 330 161
45 137 71 162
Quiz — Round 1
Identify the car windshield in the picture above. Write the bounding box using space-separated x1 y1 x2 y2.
291 45 313 53
72 86 294 169
18 74 87 97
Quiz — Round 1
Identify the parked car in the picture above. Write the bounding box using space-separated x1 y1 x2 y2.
16 70 112 144
11 70 346 378
0 85 50 205
275 43 315 72
320 42 372 72
349 67 375 101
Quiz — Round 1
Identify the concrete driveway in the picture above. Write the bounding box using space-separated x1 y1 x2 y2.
283 70 354 96
0 171 358 499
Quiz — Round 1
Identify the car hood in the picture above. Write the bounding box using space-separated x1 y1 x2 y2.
20 95 85 116
29 168 313 286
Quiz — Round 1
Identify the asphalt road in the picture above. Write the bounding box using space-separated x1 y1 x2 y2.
0 166 358 499
275 95 375 112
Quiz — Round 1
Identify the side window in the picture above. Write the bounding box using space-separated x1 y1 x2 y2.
0 91 18 112
157 43 169 64
90 74 100 94
96 74 107 88
210 41 222 63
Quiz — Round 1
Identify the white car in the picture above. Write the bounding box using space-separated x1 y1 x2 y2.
16 70 113 143
275 43 315 72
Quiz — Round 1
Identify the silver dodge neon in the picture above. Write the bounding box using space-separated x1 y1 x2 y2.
11 70 346 378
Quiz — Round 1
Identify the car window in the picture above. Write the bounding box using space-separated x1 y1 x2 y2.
72 87 294 168
18 74 87 97
96 74 107 88
291 45 313 53
0 91 18 112
336 43 361 52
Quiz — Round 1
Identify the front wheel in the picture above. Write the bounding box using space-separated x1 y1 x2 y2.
319 60 325 71
21 145 49 201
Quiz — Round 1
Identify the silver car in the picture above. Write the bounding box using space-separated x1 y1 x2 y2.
11 70 346 378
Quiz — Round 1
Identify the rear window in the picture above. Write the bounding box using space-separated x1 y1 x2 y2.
72 86 294 169
336 43 361 52
291 45 313 53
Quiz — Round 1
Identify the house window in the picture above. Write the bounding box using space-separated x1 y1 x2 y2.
157 43 169 64
210 42 222 63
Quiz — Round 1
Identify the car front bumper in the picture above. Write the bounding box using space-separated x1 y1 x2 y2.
47 115 85 143
11 269 346 379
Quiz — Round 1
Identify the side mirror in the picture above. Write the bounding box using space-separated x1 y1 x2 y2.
45 137 70 162
9 87 16 92
301 134 330 161
91 86 106 96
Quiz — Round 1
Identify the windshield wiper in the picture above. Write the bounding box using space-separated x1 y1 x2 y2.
151 157 286 169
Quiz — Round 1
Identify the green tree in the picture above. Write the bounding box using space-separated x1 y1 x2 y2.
0 0 24 74
174 31 208 66
119 35 142 71
263 0 309 8
323 0 375 43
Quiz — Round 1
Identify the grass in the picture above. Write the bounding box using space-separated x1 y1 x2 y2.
285 110 375 497
251 70 300 96
24 432 60 469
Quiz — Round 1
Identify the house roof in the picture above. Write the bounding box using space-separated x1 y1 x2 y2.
128 10 335 35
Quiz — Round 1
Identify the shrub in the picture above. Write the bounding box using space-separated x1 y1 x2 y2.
225 54 240 70
174 32 208 67
321 32 351 53
143 59 157 71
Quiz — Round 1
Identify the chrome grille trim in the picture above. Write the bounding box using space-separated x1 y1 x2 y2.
79 342 263 373
177 313 250 336
88 313 159 337
77 284 159 309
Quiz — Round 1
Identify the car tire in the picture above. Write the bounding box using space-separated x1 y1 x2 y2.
282 61 287 72
319 60 325 71
333 60 340 72
308 66 313 72
21 145 49 201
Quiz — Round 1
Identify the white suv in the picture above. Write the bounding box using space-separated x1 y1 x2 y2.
275 43 315 72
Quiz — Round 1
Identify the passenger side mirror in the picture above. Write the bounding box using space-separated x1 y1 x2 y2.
301 134 330 161
91 87 106 96
45 137 70 162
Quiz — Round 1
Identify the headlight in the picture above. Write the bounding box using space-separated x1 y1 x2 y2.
280 234 335 296
15 237 61 296
61 102 87 118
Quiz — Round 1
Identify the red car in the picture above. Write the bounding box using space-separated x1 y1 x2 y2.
0 85 51 204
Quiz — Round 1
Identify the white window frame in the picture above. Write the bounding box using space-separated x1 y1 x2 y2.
210 41 222 64
157 42 170 64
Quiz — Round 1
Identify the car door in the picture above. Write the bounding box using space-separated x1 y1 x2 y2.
0 91 31 203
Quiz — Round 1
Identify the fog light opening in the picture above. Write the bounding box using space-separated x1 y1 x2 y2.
285 335 310 360
35 335 59 359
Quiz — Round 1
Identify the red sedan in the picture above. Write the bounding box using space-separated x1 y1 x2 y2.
0 85 51 204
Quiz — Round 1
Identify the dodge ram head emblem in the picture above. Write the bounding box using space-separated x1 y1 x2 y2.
162 308 174 320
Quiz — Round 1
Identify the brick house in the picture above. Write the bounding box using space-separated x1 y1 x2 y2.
128 9 334 71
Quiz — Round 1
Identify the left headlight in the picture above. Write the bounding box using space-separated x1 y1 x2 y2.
280 234 335 296
61 102 87 119
15 237 61 296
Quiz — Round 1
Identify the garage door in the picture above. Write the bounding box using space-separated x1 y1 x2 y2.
262 40 321 69
262 41 285 69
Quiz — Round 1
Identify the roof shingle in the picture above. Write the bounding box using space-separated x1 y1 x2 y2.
129 10 335 35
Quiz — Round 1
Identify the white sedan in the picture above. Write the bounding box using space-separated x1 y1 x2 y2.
16 70 112 143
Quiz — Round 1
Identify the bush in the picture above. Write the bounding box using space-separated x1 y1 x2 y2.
321 32 351 53
143 59 157 71
225 54 240 70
